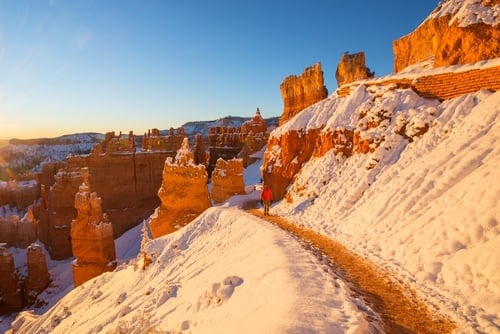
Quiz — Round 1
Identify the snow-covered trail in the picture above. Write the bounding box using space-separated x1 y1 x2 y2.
247 208 455 334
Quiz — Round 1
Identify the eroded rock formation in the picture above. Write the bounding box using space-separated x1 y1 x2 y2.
71 170 116 287
0 245 22 314
279 63 328 125
208 108 269 174
0 207 38 248
24 243 50 305
335 52 374 86
38 140 178 259
393 0 500 72
149 138 211 239
211 158 245 203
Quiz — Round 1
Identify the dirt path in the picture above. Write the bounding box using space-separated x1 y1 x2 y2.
247 208 455 334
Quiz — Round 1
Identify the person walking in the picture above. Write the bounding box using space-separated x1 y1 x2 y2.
260 184 273 216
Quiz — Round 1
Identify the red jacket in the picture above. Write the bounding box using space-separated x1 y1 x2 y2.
261 187 273 201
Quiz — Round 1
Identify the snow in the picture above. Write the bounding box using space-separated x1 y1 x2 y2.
0 21 499 334
2 82 498 333
427 0 500 27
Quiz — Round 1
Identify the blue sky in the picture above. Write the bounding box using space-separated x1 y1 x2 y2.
0 0 438 139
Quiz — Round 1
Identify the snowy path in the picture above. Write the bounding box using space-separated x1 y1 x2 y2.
247 208 455 334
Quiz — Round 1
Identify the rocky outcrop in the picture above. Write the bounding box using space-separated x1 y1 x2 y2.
24 243 50 305
335 52 374 86
393 0 500 72
149 138 211 239
262 128 323 201
211 158 246 203
71 170 116 287
0 245 22 314
279 63 328 125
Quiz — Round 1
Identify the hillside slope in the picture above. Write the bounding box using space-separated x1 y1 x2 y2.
273 87 500 333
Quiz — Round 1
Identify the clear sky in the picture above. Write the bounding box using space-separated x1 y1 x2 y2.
0 0 438 140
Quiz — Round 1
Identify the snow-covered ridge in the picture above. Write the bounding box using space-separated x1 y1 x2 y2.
427 0 500 27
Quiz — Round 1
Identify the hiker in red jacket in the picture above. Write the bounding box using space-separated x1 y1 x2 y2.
260 184 273 216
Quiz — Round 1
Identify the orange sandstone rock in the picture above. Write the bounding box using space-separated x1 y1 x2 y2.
393 1 500 72
0 245 22 314
149 138 211 238
24 243 50 305
279 63 328 125
211 158 245 203
70 170 116 287
335 52 374 87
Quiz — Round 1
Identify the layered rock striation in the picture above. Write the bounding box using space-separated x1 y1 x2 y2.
279 63 328 125
149 138 211 239
71 171 116 287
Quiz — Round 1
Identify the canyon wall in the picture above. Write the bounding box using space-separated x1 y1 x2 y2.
37 129 186 260
149 138 211 239
393 1 500 72
279 63 328 125
0 207 38 248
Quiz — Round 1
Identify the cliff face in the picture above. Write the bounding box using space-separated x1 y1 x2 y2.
393 0 500 72
211 158 245 203
279 63 328 125
149 138 211 239
70 171 116 287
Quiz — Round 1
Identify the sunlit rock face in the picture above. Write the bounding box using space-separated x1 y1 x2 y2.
70 171 116 287
279 62 328 125
335 52 374 87
211 158 245 203
262 128 322 201
24 243 50 305
393 0 500 72
149 138 211 239
0 245 22 314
